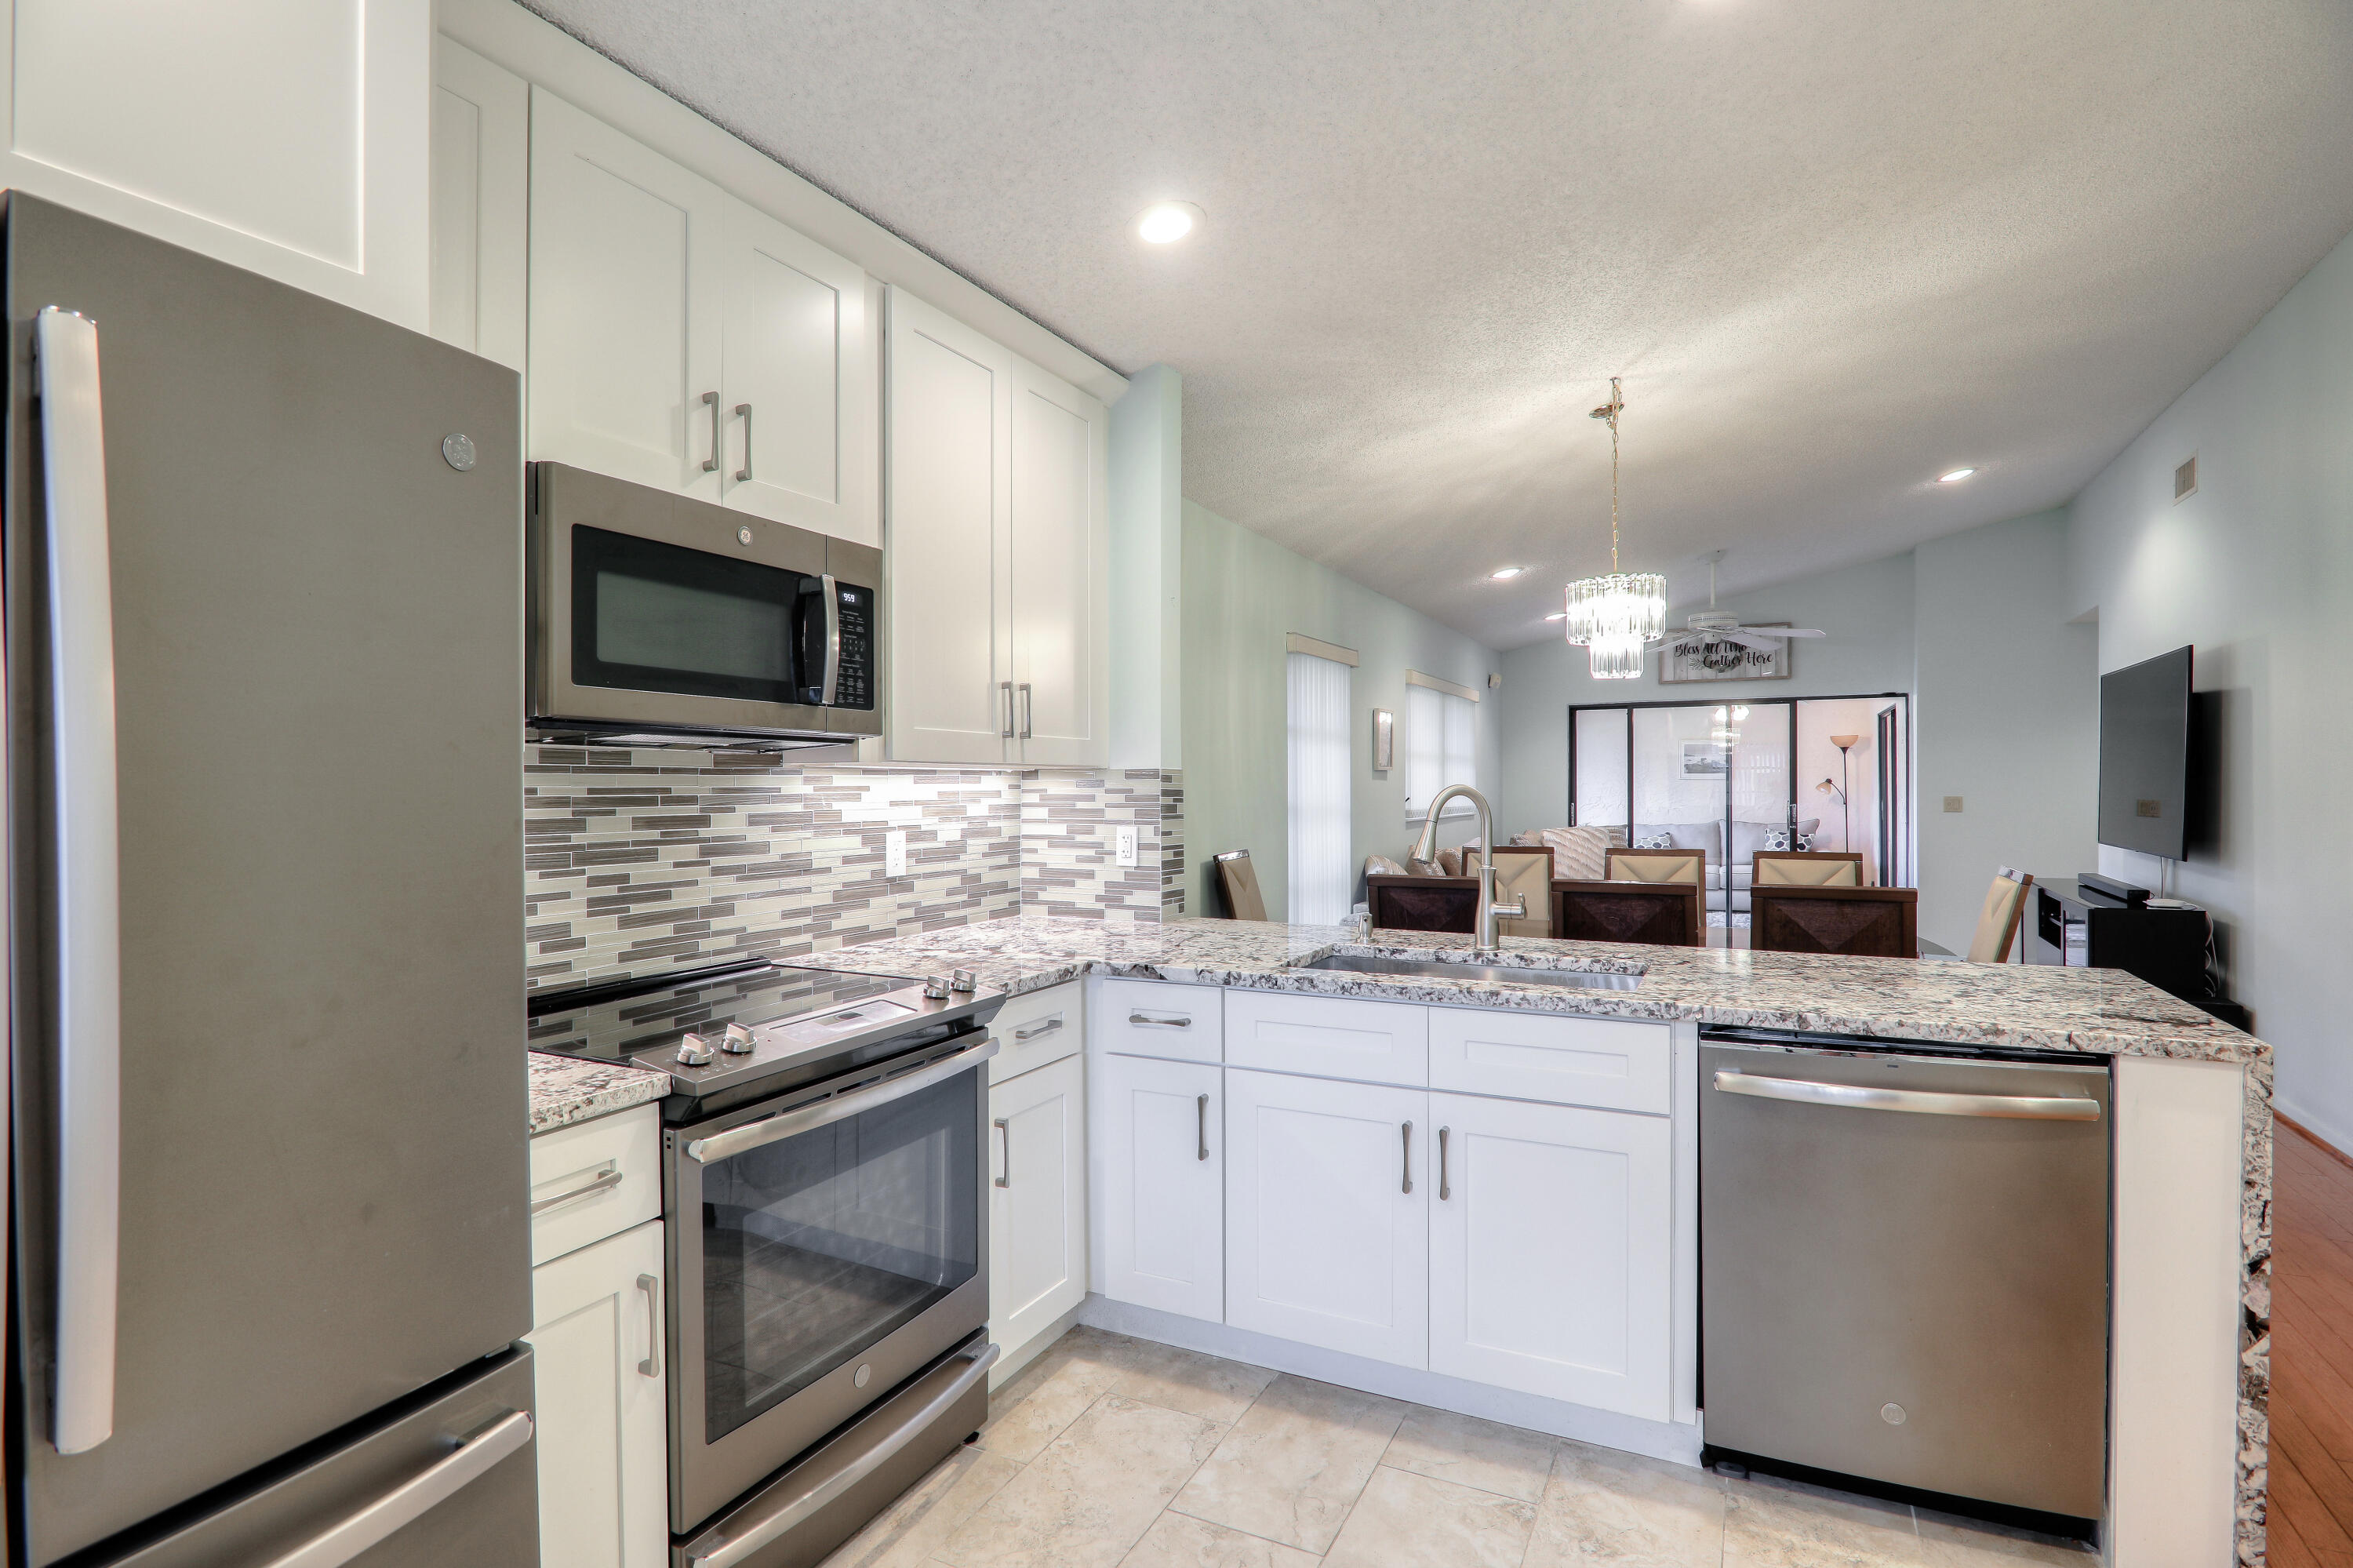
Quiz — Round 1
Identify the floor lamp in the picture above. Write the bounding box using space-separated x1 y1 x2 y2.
1831 734 1860 851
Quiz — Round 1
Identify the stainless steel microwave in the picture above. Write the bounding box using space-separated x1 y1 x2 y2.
526 463 882 748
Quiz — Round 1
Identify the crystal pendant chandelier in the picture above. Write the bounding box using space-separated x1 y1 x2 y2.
1562 377 1667 679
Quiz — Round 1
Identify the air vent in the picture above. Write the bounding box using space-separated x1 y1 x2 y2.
2174 456 2197 502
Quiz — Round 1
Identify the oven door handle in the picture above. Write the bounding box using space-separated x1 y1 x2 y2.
684 1036 998 1163
682 1340 999 1568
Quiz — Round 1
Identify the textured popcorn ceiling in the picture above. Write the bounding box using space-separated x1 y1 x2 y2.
526 0 2353 648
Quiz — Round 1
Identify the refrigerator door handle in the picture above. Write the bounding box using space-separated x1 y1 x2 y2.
257 1410 534 1568
36 306 123 1458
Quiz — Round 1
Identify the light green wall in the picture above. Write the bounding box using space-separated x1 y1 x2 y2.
1181 500 1503 921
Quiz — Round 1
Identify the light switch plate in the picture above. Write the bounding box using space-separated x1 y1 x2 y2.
886 830 907 876
1115 826 1139 868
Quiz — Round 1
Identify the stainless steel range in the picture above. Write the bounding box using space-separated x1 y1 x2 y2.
531 959 1006 1568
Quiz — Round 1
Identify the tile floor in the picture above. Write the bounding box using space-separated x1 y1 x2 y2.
821 1326 2097 1568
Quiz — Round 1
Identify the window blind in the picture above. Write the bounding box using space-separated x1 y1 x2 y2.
1287 650 1353 925
1405 683 1477 822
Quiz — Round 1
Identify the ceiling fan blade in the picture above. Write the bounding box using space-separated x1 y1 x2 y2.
1725 632 1787 651
1726 626 1826 638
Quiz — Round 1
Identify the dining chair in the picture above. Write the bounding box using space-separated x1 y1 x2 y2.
1214 849 1268 921
1967 868 2035 962
1751 884 1919 957
1752 849 1864 887
1606 846 1707 888
1489 845 1557 939
1552 879 1706 947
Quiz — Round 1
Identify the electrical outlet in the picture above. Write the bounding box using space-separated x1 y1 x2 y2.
1115 826 1138 868
886 830 907 876
1943 796 1964 813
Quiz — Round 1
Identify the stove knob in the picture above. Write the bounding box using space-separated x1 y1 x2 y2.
675 1031 715 1067
721 1022 756 1054
922 975 951 1000
951 969 978 994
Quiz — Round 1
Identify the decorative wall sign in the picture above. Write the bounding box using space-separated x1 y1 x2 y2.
1682 742 1730 777
1371 708 1395 771
1660 624 1793 684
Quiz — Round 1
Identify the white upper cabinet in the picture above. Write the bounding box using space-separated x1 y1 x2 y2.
526 89 876 543
0 0 431 326
1427 1092 1673 1420
886 286 1107 766
430 37 527 370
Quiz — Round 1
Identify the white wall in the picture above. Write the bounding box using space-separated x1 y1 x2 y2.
1184 500 1502 920
1913 509 2099 954
2068 222 2353 1149
1497 552 1918 839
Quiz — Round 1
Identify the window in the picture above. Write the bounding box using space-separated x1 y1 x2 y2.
1404 678 1477 822
1287 650 1353 925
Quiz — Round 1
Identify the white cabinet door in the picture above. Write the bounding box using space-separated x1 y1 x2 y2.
524 1217 667 1568
429 37 528 371
1006 362 1108 765
1225 1069 1427 1367
718 206 877 544
529 88 723 500
990 1053 1087 1364
1224 991 1428 1086
885 287 1012 764
1427 1092 1672 1420
1093 1052 1223 1321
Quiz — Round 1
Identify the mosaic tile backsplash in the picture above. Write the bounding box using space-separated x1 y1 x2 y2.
523 745 1184 991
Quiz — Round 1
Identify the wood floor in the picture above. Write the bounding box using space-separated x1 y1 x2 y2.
2273 1117 2353 1566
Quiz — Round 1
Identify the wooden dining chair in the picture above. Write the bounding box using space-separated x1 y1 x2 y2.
1752 849 1864 888
1751 884 1919 957
1489 845 1557 938
1364 873 1479 933
1551 879 1705 947
1213 849 1267 920
1605 846 1707 888
1967 868 2035 962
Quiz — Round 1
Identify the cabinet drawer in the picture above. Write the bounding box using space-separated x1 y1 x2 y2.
991 983 1083 1082
1091 978 1222 1063
1224 991 1427 1086
529 1104 661 1265
1428 1006 1671 1113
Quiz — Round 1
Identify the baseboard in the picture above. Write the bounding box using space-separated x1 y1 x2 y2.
988 1300 1089 1392
1077 1294 1705 1469
2278 1109 2353 1170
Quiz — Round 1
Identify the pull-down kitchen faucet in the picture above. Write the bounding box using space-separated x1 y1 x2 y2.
1410 784 1523 954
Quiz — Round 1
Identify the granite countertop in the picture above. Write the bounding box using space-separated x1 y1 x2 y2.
528 1050 669 1137
809 913 2270 1067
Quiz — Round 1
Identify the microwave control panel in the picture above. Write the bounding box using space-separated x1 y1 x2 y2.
832 583 875 710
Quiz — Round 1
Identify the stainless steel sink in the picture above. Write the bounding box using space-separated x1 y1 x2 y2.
1296 954 1640 989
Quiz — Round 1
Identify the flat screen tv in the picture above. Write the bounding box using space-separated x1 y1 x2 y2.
2098 646 2192 860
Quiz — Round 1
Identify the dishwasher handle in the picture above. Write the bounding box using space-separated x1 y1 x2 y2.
1711 1069 2101 1122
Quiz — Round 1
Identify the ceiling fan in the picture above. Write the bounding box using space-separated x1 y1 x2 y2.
1667 551 1827 653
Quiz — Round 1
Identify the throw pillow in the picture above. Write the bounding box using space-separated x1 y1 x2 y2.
1365 853 1407 877
1633 832 1674 850
1762 828 1817 852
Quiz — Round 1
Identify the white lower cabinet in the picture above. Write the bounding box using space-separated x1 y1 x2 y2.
1427 1092 1674 1420
524 1217 667 1568
1224 1068 1428 1367
989 1053 1088 1366
1093 1052 1224 1321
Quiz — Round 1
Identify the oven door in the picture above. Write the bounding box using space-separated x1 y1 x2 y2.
528 461 882 740
666 1034 994 1534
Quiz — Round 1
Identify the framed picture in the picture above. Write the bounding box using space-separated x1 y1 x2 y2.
1682 742 1729 777
1660 624 1793 683
1371 708 1395 771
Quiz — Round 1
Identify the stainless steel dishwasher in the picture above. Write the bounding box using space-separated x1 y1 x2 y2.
1700 1030 2110 1523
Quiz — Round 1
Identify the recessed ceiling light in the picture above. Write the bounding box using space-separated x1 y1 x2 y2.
1490 566 1526 580
1135 202 1203 244
1937 467 1977 483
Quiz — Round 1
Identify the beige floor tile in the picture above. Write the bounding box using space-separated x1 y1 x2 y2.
1722 1475 1922 1568
1381 1405 1560 1504
940 1394 1224 1568
974 1330 1129 1462
1322 1464 1540 1568
1093 1333 1279 1425
1171 1374 1409 1553
820 1444 1024 1568
1913 1512 2097 1566
1523 1440 1727 1567
1118 1511 1324 1568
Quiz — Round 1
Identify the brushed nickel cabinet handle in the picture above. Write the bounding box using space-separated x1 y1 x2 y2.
637 1274 661 1378
1013 1015 1064 1042
1401 1120 1413 1195
1438 1126 1451 1202
1197 1093 1210 1161
701 391 721 472
1000 681 1015 739
530 1159 622 1215
734 402 753 482
1129 1012 1191 1028
993 1117 1011 1188
1018 682 1033 739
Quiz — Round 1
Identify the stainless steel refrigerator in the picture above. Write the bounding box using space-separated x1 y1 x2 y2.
3 196 538 1566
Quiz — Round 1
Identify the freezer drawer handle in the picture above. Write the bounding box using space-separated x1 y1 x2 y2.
38 307 122 1458
685 1341 999 1567
258 1410 534 1568
528 1159 622 1214
1711 1070 2102 1122
686 1036 998 1162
